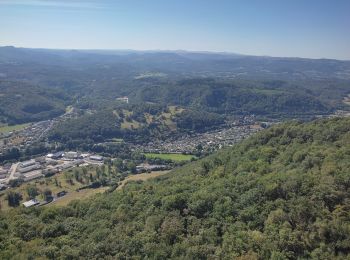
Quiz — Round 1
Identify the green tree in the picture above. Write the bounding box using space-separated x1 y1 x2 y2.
26 185 39 199
6 191 22 207
43 189 53 202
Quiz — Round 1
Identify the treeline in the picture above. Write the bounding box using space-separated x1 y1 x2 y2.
1 117 349 258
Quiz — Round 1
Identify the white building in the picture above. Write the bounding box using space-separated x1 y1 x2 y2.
64 151 78 160
90 155 103 161
23 199 40 208
116 96 129 104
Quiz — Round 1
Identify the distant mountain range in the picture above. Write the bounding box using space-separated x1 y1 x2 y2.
0 46 349 125
1 46 350 81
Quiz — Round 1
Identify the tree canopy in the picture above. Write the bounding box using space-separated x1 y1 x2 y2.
0 117 350 259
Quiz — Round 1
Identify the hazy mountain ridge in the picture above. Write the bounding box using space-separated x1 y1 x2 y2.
1 46 350 80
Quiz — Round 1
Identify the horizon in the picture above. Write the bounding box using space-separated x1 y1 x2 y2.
0 0 349 60
2 45 350 62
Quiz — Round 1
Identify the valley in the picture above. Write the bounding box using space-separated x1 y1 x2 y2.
0 47 349 259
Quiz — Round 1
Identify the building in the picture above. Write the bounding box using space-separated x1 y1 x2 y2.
22 171 44 182
0 168 8 179
51 151 64 160
19 159 36 168
57 159 83 171
23 199 40 208
89 155 103 161
80 153 90 159
116 96 129 104
18 164 41 173
65 151 78 160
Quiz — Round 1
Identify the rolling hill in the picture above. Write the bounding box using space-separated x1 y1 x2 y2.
0 117 349 259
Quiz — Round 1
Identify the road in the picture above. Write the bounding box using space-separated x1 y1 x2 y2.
6 162 19 184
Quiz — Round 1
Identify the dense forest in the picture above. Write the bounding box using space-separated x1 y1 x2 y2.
0 81 68 124
1 117 349 259
133 79 337 117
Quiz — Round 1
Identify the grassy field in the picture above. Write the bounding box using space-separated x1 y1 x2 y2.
117 171 169 190
50 186 108 207
0 123 30 134
144 153 196 162
121 120 141 130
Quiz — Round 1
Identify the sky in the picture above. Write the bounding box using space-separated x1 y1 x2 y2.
0 0 349 60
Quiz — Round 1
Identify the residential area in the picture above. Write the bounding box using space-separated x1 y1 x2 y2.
132 116 269 154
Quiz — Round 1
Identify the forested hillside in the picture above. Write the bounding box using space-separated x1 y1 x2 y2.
48 104 224 149
133 79 335 117
1 117 349 259
0 81 68 124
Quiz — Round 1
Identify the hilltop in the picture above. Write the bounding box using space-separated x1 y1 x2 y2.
0 117 349 259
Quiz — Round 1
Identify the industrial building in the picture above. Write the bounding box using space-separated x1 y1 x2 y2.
18 163 41 173
19 159 36 168
64 151 78 160
90 155 103 161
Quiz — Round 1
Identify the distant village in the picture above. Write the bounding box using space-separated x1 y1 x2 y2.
132 115 269 154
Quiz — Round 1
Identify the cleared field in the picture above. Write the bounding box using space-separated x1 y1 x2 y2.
117 171 169 190
144 153 196 162
65 105 74 113
121 120 141 129
0 123 30 134
50 186 108 207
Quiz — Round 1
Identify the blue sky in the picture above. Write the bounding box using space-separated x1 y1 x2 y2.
0 0 349 59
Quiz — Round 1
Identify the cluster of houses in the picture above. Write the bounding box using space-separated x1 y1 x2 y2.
134 123 264 154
